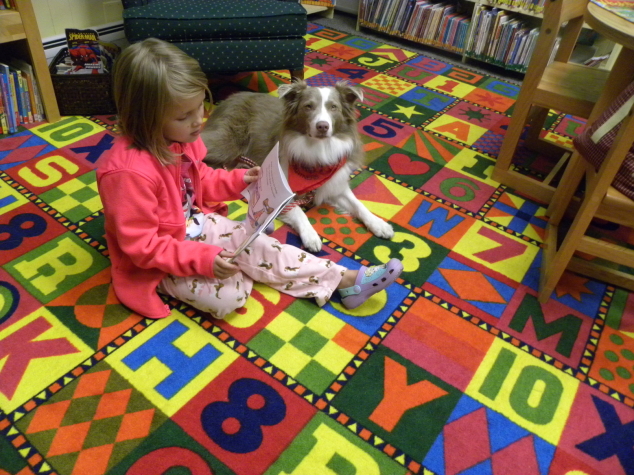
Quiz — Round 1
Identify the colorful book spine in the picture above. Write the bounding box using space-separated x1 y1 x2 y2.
0 69 16 134
19 71 33 123
0 63 19 132
8 58 43 122
9 69 26 124
0 91 7 134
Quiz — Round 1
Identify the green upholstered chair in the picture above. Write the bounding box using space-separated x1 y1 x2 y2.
120 0 307 81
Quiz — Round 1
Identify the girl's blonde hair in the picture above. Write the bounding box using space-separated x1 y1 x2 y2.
113 38 210 165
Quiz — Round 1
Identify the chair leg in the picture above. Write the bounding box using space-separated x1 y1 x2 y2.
546 151 585 225
493 96 534 183
539 151 620 303
290 69 304 82
523 106 569 159
539 194 600 303
524 106 549 146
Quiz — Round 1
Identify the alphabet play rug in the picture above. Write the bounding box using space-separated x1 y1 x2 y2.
1 22 633 475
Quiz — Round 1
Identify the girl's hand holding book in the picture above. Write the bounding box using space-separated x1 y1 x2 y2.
214 250 239 279
244 166 261 184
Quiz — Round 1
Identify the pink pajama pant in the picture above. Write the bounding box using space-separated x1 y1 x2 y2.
157 213 347 318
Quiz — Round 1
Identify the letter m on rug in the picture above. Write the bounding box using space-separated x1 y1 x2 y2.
369 356 448 431
508 294 583 359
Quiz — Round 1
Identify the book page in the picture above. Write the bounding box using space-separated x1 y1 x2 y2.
229 143 295 261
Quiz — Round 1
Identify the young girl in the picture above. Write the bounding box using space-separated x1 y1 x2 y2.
97 38 403 320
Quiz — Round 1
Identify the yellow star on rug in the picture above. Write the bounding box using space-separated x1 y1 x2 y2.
392 104 423 119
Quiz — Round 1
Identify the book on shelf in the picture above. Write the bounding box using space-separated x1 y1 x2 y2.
390 0 407 33
453 15 470 50
0 68 16 134
370 0 385 25
466 4 484 54
495 19 515 63
8 66 31 124
488 10 509 60
416 2 433 41
475 7 494 56
438 7 459 47
7 58 43 122
397 0 416 35
0 63 20 133
393 0 412 34
7 69 21 125
373 0 390 27
426 3 447 42
522 28 540 67
454 16 469 51
470 5 489 55
381 0 398 32
503 23 521 64
228 142 296 263
0 57 45 134
516 28 532 66
445 14 466 46
507 27 528 67
434 5 454 46
410 0 431 39
513 27 538 69
505 20 523 63
0 75 7 134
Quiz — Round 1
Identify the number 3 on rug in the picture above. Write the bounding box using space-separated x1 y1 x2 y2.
374 232 431 273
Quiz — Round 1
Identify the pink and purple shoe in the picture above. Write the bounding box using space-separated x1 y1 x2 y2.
338 258 403 309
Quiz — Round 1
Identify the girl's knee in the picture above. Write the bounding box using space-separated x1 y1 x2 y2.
195 285 248 319
204 299 244 320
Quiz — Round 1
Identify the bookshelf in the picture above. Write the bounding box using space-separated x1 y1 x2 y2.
357 0 618 75
0 0 60 124
357 0 545 73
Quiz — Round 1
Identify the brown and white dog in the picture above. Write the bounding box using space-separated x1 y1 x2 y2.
201 80 394 253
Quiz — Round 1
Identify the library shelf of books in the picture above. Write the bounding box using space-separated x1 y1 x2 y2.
357 0 546 73
0 0 60 134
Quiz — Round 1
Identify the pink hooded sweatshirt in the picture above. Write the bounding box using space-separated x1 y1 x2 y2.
97 135 247 319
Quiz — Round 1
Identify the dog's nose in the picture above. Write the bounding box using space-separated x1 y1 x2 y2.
316 121 329 134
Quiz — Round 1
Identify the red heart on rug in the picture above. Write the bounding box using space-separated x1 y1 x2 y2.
388 153 430 175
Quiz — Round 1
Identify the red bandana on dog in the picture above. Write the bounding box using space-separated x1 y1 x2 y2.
287 157 348 195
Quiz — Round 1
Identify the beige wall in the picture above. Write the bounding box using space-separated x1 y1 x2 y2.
33 0 124 38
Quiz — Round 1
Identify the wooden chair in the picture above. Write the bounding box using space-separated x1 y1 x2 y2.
492 0 611 204
539 2 634 303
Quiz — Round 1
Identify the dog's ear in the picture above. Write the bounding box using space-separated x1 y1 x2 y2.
335 82 363 106
278 80 307 102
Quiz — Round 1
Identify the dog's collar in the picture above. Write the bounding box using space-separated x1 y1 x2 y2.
287 156 347 196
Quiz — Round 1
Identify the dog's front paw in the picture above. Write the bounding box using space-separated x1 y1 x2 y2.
301 229 324 253
368 219 395 240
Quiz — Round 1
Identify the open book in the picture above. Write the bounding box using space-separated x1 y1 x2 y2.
228 142 295 262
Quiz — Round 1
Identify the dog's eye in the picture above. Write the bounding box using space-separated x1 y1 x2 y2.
330 104 338 111
305 104 313 110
